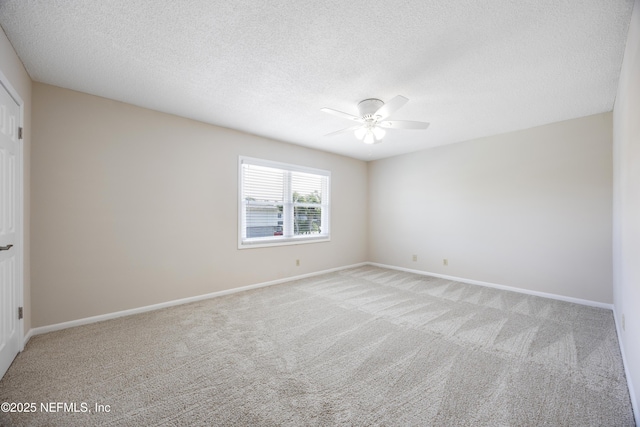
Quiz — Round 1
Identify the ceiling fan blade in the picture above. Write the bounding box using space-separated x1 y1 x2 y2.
321 107 362 122
374 95 409 119
379 120 430 130
324 124 363 137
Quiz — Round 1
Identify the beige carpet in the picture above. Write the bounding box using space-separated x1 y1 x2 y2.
0 265 635 426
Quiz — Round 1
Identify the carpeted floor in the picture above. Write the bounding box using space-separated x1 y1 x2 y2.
0 265 635 426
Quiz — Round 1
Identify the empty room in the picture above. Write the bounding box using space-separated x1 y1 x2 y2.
0 0 639 425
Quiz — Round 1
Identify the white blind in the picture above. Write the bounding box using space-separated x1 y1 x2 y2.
240 157 330 247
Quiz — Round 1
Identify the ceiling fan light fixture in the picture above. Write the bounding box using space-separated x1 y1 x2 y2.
354 127 367 140
355 125 385 144
359 127 386 145
353 125 387 144
363 131 376 145
372 126 386 140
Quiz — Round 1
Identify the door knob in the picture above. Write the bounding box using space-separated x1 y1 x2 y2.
0 244 13 251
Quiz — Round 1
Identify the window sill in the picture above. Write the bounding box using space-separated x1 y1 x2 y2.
238 235 330 249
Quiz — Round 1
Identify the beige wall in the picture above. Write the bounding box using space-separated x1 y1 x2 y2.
613 0 640 416
369 113 613 303
0 27 31 334
31 83 368 327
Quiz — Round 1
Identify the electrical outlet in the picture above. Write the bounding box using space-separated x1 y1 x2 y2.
412 255 417 262
296 259 300 267
443 259 448 266
622 314 625 331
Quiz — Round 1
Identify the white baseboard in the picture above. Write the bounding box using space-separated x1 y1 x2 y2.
613 306 640 425
22 328 34 348
367 262 614 310
25 262 368 340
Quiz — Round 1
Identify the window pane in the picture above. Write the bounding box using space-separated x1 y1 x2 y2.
243 164 284 203
294 205 322 235
292 172 323 204
291 171 325 236
242 165 284 239
245 202 283 238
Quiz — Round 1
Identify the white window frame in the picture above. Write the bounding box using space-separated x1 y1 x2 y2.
238 156 331 249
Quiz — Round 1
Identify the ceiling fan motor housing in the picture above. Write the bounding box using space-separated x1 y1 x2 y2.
357 98 384 121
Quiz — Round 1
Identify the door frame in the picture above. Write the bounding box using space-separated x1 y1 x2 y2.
0 68 25 352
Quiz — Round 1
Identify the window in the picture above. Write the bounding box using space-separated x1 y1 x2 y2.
239 157 330 248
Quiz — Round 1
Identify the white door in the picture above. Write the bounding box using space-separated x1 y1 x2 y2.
0 80 21 379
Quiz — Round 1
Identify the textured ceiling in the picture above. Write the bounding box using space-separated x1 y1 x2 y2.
0 1 634 161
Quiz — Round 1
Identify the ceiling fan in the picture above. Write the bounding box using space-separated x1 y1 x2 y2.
321 95 429 144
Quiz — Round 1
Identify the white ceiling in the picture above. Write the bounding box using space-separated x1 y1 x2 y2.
0 1 634 161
